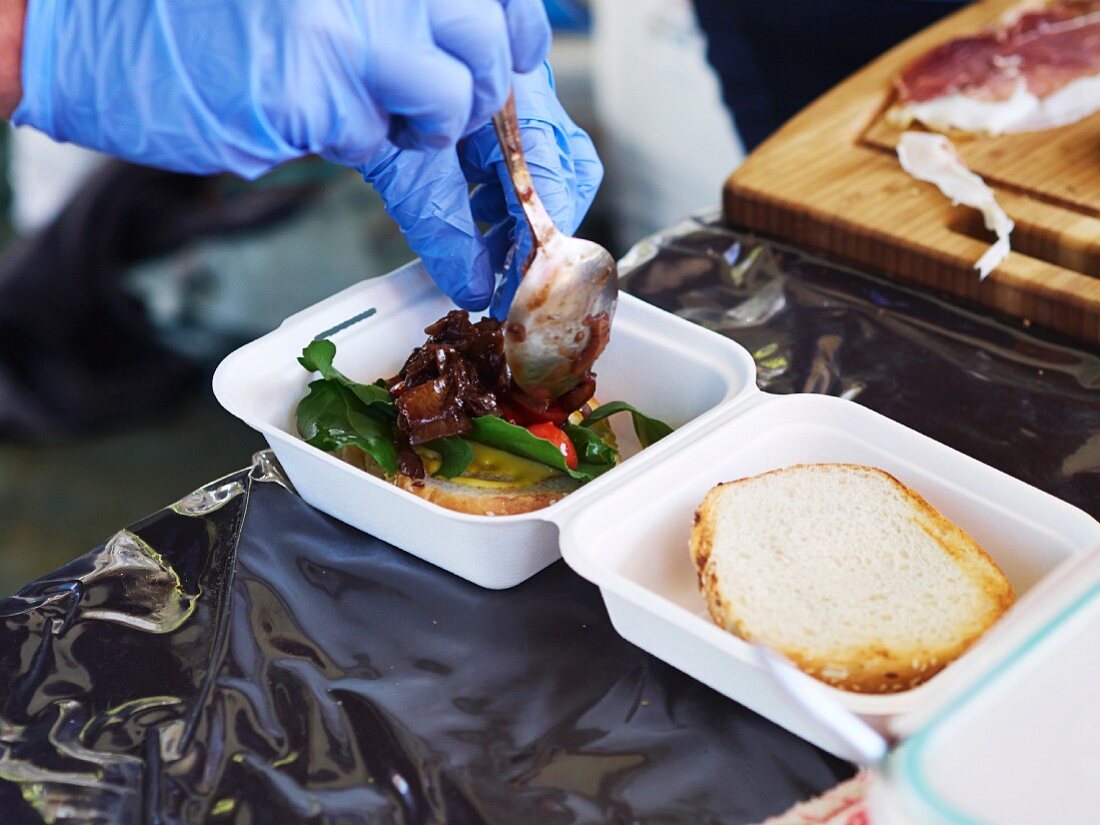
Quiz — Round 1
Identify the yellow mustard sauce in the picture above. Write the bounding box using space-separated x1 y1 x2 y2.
418 443 561 490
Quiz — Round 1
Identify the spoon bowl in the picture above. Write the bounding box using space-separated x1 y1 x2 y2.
492 93 618 400
503 233 617 400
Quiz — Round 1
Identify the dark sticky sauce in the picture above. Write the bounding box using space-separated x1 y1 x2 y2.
573 312 610 371
526 281 553 312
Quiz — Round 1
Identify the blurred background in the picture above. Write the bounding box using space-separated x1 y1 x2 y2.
0 0 744 596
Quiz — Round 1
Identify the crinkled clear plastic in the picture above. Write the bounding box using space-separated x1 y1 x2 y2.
621 214 1100 513
0 453 851 824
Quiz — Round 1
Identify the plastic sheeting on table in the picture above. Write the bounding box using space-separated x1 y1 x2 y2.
0 453 850 824
620 215 1100 515
2 217 1098 824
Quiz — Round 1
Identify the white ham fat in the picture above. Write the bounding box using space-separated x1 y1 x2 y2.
896 131 1014 279
889 73 1100 135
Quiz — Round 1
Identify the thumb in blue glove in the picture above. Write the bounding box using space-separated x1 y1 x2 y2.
363 63 603 316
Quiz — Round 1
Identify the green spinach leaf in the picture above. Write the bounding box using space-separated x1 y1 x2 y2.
562 423 618 466
468 416 617 483
582 401 673 448
296 379 399 475
299 339 395 417
295 340 674 487
425 437 475 478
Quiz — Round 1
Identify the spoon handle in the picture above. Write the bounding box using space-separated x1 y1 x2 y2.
492 91 559 248
755 645 890 766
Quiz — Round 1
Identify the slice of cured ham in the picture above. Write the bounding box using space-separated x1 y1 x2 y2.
896 131 1014 279
889 0 1100 134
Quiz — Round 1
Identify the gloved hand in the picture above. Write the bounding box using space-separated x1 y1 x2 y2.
12 0 551 177
364 63 603 315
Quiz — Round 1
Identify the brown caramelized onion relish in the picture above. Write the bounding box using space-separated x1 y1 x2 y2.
387 311 595 477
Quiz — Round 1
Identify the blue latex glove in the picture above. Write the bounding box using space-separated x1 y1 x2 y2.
12 0 551 177
364 63 603 315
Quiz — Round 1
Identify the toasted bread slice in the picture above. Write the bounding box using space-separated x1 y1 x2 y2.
690 463 1015 693
336 400 613 517
395 473 579 516
338 445 581 516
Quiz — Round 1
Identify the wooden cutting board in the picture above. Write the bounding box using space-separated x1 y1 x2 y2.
723 0 1100 346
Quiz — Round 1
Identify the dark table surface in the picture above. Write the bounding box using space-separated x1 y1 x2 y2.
2 218 1097 825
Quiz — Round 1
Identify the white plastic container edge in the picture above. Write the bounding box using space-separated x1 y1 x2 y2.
213 261 759 588
215 260 1100 760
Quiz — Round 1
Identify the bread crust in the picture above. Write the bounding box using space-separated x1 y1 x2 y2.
339 445 579 516
690 463 1016 694
394 475 576 516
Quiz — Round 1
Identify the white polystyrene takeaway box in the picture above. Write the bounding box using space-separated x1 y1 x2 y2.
556 392 1100 755
213 261 757 589
216 260 1100 759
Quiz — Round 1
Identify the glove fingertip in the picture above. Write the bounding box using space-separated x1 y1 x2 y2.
427 246 495 312
506 4 552 74
484 217 529 320
470 183 509 226
513 36 551 75
490 265 523 320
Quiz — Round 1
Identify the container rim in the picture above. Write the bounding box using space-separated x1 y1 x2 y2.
556 392 1100 718
895 557 1100 822
212 262 763 527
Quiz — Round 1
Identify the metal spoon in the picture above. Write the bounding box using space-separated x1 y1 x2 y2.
755 645 890 766
492 92 618 400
